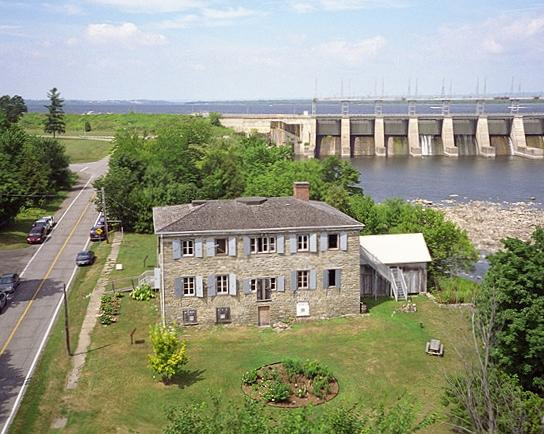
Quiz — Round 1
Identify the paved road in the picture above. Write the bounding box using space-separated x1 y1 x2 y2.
0 158 108 433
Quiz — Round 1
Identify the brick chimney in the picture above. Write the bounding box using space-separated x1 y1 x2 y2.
293 181 310 201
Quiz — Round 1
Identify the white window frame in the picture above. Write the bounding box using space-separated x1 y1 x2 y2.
216 275 229 294
297 270 309 290
250 277 277 293
250 236 276 254
328 233 339 250
183 276 195 296
182 239 194 256
297 234 309 251
215 238 228 256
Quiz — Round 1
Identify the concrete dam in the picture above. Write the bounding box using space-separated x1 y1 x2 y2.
221 99 544 160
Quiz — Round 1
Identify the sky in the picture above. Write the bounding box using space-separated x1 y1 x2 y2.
1 0 543 100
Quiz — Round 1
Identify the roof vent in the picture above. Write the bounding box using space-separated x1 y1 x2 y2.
192 200 207 206
235 197 268 205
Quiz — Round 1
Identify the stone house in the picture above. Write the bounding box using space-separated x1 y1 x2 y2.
152 182 364 326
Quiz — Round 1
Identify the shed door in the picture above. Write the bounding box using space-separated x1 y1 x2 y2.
258 306 270 326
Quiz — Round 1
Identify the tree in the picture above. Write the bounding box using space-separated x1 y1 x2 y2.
84 120 91 133
208 112 221 127
443 295 544 433
0 95 27 125
477 228 544 394
43 87 65 137
148 324 188 383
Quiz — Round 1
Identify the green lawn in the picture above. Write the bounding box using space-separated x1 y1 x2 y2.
0 192 68 250
12 233 473 433
11 240 112 433
56 138 112 164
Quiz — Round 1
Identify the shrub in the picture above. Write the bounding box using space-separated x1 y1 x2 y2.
312 376 331 398
261 367 279 381
130 283 155 301
263 380 290 403
148 324 188 382
433 276 479 304
295 385 307 398
282 358 304 381
99 293 121 325
303 359 333 381
242 369 258 385
98 313 114 325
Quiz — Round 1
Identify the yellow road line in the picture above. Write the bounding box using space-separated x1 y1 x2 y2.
0 198 93 357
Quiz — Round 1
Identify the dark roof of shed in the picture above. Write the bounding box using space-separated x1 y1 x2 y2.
153 197 363 234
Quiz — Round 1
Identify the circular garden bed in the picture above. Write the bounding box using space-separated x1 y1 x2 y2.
241 358 339 407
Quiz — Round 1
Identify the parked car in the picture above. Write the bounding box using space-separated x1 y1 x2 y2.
0 273 20 294
76 250 96 266
0 292 7 312
27 226 47 244
89 226 107 241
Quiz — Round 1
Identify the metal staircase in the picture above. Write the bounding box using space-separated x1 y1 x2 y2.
360 247 408 301
390 267 408 301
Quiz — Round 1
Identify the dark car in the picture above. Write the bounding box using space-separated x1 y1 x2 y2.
27 226 47 244
89 226 107 241
76 250 96 266
0 273 20 294
0 292 7 312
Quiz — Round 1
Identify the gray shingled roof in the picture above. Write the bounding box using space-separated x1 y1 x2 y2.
153 197 364 234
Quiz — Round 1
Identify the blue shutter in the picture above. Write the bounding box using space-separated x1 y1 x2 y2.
229 273 237 295
277 276 285 292
277 235 285 254
340 232 348 251
323 270 329 289
207 238 215 257
309 270 317 290
320 232 328 251
290 234 297 254
196 276 203 297
336 269 342 289
174 277 183 297
290 271 297 291
195 238 203 258
172 239 181 260
228 236 237 256
243 279 252 294
207 275 216 296
243 236 250 256
309 233 317 252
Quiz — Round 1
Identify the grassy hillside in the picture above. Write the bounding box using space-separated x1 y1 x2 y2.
57 138 112 163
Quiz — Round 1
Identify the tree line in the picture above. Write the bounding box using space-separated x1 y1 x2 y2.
0 91 70 226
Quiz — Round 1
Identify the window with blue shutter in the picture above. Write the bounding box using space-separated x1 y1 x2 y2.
229 273 237 296
195 238 203 258
243 279 251 294
320 232 328 251
243 236 250 256
290 234 297 254
174 277 183 297
290 271 297 290
228 236 237 256
172 240 181 260
322 270 329 289
207 275 216 296
277 276 285 292
309 233 317 252
207 238 215 257
309 270 317 289
277 234 285 254
196 276 203 297
336 269 342 289
340 232 348 251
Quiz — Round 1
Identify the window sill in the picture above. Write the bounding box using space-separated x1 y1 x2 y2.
257 299 272 302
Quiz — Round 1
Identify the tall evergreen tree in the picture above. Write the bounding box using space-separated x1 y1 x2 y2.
43 87 65 138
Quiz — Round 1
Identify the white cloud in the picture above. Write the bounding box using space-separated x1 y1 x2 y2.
86 0 207 13
290 0 410 12
316 36 386 64
159 6 261 28
482 38 503 54
86 22 167 47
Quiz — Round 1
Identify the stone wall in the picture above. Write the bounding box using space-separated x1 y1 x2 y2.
162 231 361 326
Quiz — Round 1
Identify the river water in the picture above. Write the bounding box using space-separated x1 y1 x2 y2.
351 156 543 206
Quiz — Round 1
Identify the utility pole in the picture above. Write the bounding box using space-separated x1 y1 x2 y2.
101 187 110 244
63 283 72 356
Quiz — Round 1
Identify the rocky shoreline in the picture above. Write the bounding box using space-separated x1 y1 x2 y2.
412 198 544 252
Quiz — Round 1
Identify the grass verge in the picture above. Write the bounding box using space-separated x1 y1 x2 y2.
56 138 112 164
10 240 112 433
0 192 68 250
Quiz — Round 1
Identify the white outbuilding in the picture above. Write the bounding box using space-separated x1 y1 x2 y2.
359 233 432 301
